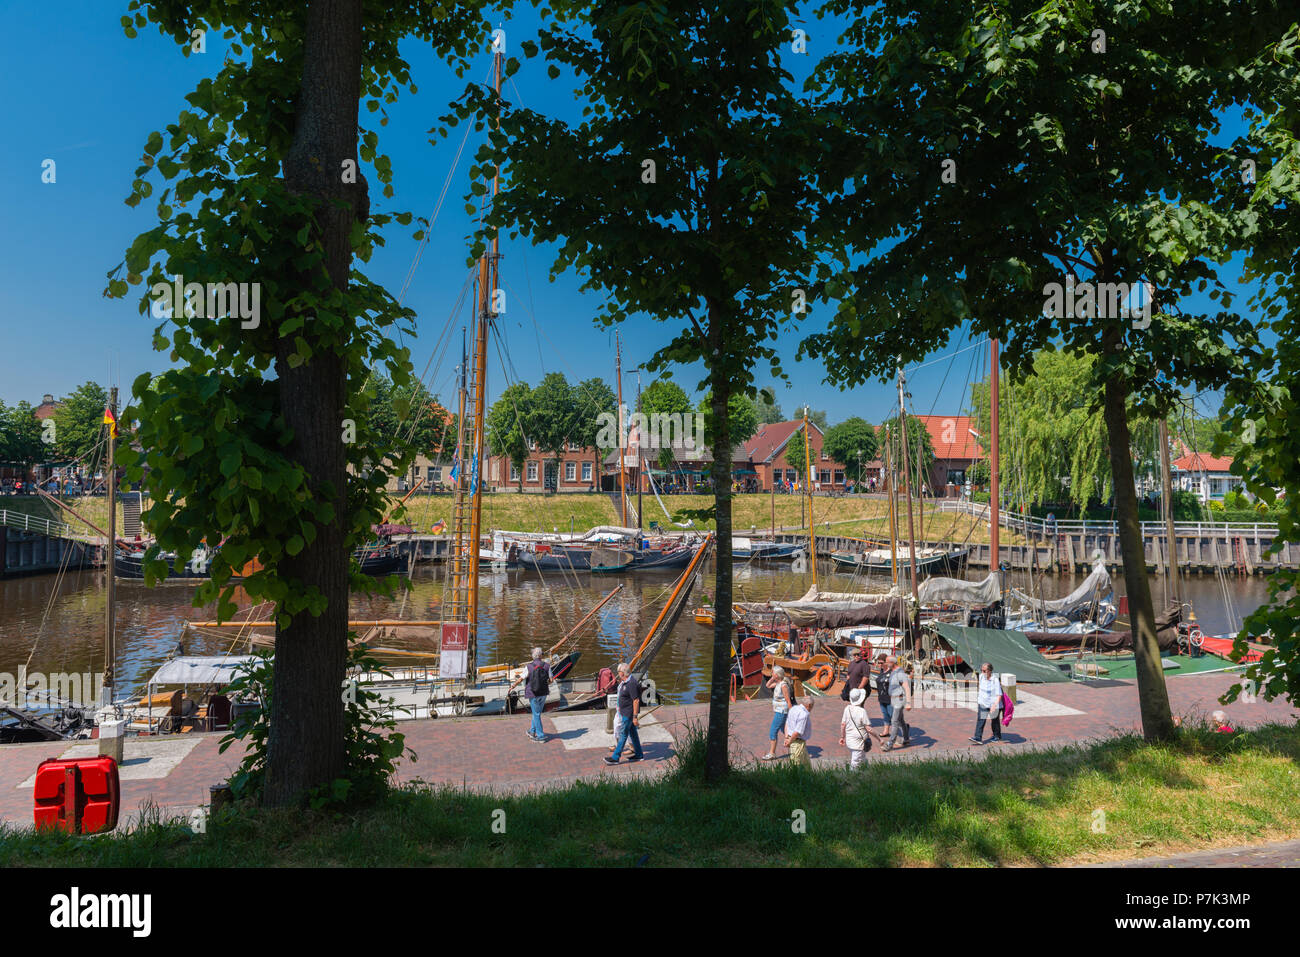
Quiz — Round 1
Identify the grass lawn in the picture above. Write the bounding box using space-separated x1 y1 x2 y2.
656 494 1023 545
4 722 1297 867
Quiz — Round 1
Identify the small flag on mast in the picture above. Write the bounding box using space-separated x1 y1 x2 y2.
102 407 118 439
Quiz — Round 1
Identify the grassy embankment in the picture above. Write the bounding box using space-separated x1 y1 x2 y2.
3 722 1296 867
0 495 127 537
3 492 1019 546
640 493 1024 545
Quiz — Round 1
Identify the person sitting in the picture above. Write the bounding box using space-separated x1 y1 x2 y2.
1211 710 1235 733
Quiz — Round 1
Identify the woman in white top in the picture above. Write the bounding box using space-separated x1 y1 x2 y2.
970 661 1004 744
762 666 794 760
839 687 871 769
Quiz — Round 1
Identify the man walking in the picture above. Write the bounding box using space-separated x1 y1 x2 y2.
970 661 1004 744
604 662 645 764
785 697 814 768
875 653 895 740
882 659 912 752
509 647 551 743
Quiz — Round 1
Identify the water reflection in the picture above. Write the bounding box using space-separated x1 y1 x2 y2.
0 559 1272 704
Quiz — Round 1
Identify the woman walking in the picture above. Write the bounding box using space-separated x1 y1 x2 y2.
970 661 1004 744
762 666 794 760
839 687 872 769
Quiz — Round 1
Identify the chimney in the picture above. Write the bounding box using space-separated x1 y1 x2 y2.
43 394 53 404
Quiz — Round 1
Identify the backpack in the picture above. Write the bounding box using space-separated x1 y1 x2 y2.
527 660 550 697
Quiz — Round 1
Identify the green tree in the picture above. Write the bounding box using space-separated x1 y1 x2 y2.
803 0 1276 743
968 350 1158 509
108 1 491 806
460 0 823 780
365 374 455 468
753 386 784 424
487 382 532 491
782 422 813 480
52 381 109 463
642 378 693 470
698 392 761 450
573 376 617 452
823 417 878 482
879 415 935 492
1 402 46 465
527 372 579 490
792 404 827 431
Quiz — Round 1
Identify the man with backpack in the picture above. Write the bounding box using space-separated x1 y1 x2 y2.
511 647 552 743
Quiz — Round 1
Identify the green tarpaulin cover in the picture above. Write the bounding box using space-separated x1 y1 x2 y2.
930 623 1070 683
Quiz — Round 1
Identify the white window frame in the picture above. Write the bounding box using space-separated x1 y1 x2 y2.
582 462 593 482
510 465 520 482
527 462 538 482
565 461 577 482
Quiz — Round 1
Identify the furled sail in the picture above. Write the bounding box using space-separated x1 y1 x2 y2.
1011 561 1112 617
918 570 1002 606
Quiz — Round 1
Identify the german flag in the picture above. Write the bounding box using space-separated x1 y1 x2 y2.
102 407 118 439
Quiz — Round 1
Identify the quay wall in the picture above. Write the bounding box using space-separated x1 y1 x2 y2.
0 527 98 579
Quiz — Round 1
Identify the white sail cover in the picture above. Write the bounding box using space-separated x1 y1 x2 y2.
1011 561 1112 615
918 570 1002 606
148 655 258 687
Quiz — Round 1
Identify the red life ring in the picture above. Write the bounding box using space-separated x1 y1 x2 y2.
811 665 835 690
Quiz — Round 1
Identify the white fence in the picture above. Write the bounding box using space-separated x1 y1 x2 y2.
936 500 1280 539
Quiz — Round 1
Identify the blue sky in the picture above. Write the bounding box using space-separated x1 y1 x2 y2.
0 2 1253 427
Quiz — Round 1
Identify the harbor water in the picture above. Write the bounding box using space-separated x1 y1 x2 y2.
0 559 1271 708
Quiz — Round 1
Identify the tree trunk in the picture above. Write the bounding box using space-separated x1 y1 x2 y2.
704 361 733 783
265 0 366 806
1102 373 1176 742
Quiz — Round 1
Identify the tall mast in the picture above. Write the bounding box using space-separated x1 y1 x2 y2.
990 338 1000 569
444 46 501 681
103 385 117 705
803 409 816 590
616 332 626 526
636 372 643 534
897 366 920 607
885 424 897 585
1159 417 1177 607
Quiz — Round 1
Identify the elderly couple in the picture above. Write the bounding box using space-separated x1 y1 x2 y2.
761 666 815 767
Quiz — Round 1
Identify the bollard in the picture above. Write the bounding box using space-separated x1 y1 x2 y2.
606 694 618 734
97 718 125 764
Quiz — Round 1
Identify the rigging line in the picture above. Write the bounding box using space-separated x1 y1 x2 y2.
392 266 476 450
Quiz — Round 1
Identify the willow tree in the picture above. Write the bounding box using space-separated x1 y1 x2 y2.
803 0 1278 742
968 349 1159 510
106 0 490 805
451 0 825 780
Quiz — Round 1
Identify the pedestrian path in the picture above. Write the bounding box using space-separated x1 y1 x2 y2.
1 669 1294 867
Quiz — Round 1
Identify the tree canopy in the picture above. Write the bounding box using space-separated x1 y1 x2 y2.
823 416 879 482
52 382 110 464
799 0 1286 743
455 0 826 780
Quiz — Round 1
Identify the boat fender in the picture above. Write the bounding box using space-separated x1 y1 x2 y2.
811 664 835 691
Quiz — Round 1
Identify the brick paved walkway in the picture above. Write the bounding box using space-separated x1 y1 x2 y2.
2 669 1295 865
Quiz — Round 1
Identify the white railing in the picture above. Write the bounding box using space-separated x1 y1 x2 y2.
936 499 1279 538
0 508 100 543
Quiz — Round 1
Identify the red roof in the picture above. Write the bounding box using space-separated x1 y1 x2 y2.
1173 452 1234 473
914 414 981 461
742 420 823 463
